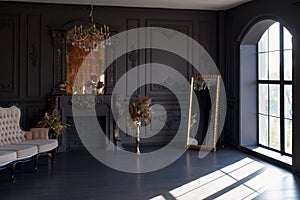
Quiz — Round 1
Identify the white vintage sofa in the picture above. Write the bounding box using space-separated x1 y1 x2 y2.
0 105 58 180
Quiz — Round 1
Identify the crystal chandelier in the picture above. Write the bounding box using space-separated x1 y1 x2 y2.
72 2 110 51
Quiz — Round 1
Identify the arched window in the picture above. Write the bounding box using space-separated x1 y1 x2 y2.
257 22 293 154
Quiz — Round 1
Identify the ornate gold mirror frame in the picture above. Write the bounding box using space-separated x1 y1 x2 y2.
49 23 117 96
65 28 106 95
186 75 221 151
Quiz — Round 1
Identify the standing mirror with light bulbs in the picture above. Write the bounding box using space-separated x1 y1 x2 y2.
186 75 221 151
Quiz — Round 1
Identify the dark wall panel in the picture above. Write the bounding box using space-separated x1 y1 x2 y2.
145 19 193 97
199 20 217 61
0 15 19 97
26 104 43 128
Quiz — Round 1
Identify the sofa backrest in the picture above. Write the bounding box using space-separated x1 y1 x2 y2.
0 106 26 145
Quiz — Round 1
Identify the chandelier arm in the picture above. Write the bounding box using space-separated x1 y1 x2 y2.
74 29 90 40
94 34 104 41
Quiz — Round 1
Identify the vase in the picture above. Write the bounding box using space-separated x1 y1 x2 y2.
136 122 141 155
48 128 56 139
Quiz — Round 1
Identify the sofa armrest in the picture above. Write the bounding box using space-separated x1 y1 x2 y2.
27 128 50 140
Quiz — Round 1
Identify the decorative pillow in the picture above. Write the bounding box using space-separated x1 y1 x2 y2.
30 128 49 139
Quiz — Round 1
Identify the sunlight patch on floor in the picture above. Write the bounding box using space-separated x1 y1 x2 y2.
176 174 236 200
221 157 254 174
149 195 166 200
227 160 264 180
149 157 286 200
169 170 226 197
214 185 256 200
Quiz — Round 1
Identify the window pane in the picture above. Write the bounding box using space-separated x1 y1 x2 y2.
269 51 280 80
269 22 280 51
259 114 268 146
269 84 280 117
258 53 268 80
259 84 268 114
258 30 269 52
285 119 292 154
284 27 292 50
285 85 293 119
269 117 280 150
284 50 292 81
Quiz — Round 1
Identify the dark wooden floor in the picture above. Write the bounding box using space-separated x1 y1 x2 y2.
0 147 299 200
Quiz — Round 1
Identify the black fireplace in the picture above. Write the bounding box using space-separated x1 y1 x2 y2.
56 95 113 151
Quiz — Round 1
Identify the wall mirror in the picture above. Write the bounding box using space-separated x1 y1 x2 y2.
186 75 221 151
65 28 106 95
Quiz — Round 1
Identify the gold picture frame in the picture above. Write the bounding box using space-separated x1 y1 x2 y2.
186 75 221 151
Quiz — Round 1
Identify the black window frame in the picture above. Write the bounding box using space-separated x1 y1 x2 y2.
257 23 293 156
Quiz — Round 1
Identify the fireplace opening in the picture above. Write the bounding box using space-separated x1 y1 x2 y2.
66 116 106 150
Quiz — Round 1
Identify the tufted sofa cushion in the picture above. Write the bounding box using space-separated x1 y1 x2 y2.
0 151 17 166
0 144 38 159
0 106 26 145
15 139 58 153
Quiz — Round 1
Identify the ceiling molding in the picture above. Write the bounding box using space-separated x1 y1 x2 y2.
3 0 252 10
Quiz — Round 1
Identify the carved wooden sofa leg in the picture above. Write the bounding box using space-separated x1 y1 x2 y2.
34 149 56 172
33 147 57 171
50 148 57 164
34 154 40 173
11 162 17 182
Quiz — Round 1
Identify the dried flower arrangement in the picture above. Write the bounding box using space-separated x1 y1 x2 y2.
36 108 69 139
127 94 152 154
128 95 152 125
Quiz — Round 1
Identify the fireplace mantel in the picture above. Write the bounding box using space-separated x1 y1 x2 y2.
56 95 113 151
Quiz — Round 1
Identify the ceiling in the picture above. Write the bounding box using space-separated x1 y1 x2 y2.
3 0 252 10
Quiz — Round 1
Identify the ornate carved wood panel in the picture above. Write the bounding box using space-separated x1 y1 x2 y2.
126 18 140 96
50 27 65 87
27 15 41 97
